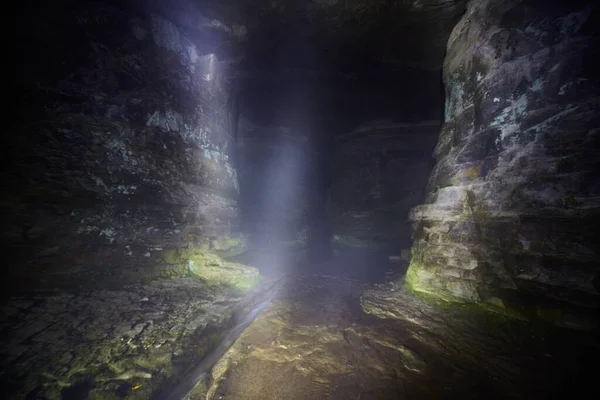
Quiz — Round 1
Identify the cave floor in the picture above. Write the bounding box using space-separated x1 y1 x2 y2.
0 279 251 400
1 273 598 399
194 274 599 400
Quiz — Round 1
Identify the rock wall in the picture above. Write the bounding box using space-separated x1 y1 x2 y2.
6 1 248 289
329 121 440 252
406 0 600 323
236 118 317 270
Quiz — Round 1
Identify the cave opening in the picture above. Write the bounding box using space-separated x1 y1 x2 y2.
5 0 600 399
232 57 444 282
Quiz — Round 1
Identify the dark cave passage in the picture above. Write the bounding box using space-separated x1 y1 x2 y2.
3 0 600 399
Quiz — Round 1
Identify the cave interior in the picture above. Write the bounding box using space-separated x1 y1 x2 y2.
4 0 600 399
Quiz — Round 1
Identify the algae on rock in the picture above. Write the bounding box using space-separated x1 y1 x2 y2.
188 253 260 291
162 247 260 291
210 236 248 259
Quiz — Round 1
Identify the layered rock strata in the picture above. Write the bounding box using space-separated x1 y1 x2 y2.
7 1 247 288
406 0 600 322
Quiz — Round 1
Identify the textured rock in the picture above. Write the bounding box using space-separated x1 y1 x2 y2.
329 120 440 251
183 275 599 399
188 252 261 290
0 279 248 399
7 1 244 288
406 0 600 320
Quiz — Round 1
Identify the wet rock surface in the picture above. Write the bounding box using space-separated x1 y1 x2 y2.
407 0 600 320
7 0 242 290
0 279 252 399
2 273 598 399
190 274 599 400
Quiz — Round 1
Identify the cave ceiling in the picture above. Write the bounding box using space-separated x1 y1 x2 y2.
140 0 468 128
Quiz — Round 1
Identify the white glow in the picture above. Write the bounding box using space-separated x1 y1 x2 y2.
254 135 306 274
202 53 216 81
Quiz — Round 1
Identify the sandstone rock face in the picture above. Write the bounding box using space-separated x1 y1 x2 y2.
7 1 242 288
329 121 440 252
407 0 600 318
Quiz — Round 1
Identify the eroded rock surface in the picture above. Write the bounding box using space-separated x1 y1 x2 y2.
407 0 600 321
0 279 250 399
7 0 243 290
186 275 599 400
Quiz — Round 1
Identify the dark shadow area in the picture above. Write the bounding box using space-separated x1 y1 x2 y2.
60 378 94 400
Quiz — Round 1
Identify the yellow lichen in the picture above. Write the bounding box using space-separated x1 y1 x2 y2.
160 247 260 291
454 166 481 182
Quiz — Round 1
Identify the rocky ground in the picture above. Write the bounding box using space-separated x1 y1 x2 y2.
2 273 598 400
0 279 262 399
192 275 599 400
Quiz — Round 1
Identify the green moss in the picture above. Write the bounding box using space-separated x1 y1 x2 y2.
159 246 260 291
403 279 528 333
162 248 187 265
404 259 481 303
189 260 261 291
189 253 260 290
187 379 207 398
405 262 531 326
478 297 529 322
404 260 438 295
211 236 247 258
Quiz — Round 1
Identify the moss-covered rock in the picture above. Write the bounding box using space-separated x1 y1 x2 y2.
161 247 260 291
404 259 480 302
0 279 254 399
211 236 248 259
